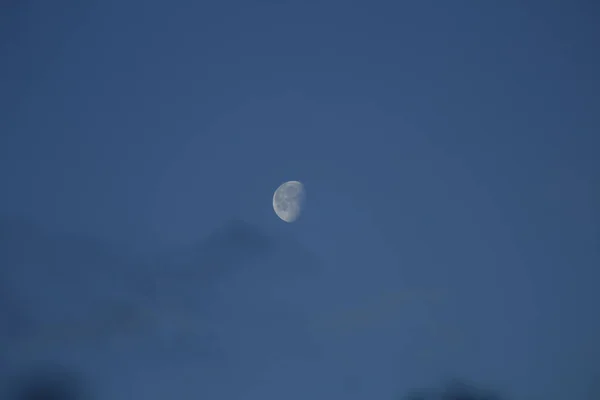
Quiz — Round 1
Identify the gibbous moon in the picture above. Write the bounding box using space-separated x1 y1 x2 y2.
273 181 305 223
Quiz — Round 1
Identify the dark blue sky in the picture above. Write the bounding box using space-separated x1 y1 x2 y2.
1 1 599 399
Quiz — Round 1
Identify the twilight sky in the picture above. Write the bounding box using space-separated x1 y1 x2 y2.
1 1 599 399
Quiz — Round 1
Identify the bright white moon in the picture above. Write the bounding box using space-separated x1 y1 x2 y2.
273 181 305 223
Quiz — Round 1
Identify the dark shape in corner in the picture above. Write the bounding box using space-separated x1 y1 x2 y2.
402 380 503 400
7 364 88 400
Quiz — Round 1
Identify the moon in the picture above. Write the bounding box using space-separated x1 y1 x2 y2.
273 181 305 223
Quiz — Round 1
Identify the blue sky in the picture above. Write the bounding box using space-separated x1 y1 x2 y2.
1 1 599 399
